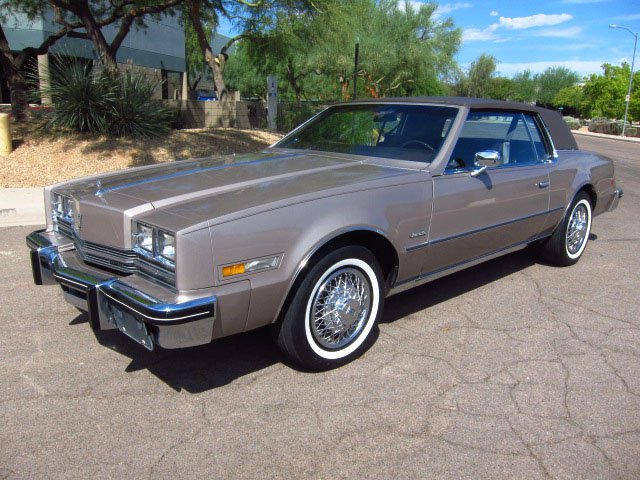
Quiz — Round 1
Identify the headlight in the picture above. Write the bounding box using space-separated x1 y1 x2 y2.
51 193 74 234
132 222 176 272
156 230 175 262
134 223 153 253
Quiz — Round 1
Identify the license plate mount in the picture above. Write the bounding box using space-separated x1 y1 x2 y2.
111 307 154 351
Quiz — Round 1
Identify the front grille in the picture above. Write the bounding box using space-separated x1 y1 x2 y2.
74 235 137 274
73 235 176 287
57 218 74 238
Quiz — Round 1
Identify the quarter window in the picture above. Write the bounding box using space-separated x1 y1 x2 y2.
446 111 548 171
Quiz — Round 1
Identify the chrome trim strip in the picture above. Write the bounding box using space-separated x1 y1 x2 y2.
406 207 563 252
392 233 552 295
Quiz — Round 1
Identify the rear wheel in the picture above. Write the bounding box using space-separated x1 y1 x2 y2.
541 191 592 266
274 245 384 371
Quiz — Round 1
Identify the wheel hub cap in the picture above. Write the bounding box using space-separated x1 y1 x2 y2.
567 204 588 254
310 267 371 349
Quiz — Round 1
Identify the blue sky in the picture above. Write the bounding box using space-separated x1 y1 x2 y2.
218 0 639 79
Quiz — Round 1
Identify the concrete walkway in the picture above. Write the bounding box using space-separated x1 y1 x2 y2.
0 188 45 227
0 130 636 228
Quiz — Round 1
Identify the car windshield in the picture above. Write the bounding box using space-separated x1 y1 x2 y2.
276 104 459 163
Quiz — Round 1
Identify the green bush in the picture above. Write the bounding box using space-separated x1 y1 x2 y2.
39 58 172 137
563 116 581 130
108 71 172 137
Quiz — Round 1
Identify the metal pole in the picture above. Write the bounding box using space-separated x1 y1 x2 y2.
610 25 638 136
622 32 637 136
353 43 359 100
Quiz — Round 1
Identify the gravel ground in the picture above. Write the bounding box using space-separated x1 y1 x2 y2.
0 122 282 188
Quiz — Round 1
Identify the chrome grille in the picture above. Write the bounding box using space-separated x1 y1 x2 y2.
73 235 176 286
74 236 137 274
57 218 75 238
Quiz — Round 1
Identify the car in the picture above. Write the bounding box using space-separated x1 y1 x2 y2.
195 89 218 101
27 97 623 370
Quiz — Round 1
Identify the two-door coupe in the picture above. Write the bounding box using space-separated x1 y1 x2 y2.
27 97 623 370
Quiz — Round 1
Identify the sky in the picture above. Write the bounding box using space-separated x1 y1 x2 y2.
217 0 639 79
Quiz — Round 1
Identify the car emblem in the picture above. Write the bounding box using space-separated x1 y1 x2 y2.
409 230 426 238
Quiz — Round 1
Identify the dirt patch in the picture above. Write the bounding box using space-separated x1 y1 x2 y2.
0 122 282 188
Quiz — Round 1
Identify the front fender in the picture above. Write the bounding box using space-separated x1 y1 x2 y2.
209 180 432 331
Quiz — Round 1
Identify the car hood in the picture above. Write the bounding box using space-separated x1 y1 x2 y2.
57 149 418 247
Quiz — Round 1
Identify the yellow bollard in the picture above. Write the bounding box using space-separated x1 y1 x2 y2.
0 113 12 155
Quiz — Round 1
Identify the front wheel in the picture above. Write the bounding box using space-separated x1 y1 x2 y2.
541 191 592 266
274 246 384 371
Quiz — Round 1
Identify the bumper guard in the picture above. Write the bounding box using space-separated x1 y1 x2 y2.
27 230 217 350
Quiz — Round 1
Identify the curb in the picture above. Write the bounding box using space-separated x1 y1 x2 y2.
0 188 45 227
573 130 640 144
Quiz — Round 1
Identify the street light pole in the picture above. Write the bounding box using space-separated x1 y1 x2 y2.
609 24 638 137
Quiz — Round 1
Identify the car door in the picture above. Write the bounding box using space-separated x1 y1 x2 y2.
422 111 551 276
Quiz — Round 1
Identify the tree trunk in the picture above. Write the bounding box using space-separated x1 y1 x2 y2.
69 1 118 71
9 74 28 122
0 26 29 121
208 54 228 101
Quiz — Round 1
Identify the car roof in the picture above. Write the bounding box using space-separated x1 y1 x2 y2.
344 96 578 150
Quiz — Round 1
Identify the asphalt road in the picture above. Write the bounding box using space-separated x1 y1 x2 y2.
1 135 638 479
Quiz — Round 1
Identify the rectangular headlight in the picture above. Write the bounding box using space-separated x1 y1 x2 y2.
156 230 175 262
134 223 153 253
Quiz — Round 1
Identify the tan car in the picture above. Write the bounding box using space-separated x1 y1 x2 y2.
27 97 623 370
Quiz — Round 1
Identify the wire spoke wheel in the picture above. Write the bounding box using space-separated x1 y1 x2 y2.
566 203 589 255
310 267 372 350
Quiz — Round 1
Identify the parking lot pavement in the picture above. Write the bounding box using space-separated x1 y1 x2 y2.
1 136 638 479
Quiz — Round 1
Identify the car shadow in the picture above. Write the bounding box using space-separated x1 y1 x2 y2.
69 248 544 392
88 325 282 393
382 248 537 324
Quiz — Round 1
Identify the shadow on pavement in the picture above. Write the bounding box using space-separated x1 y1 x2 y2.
88 323 282 393
383 249 537 324
70 249 544 392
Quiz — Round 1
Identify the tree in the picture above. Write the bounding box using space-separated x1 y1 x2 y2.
581 63 639 120
238 0 459 102
1 0 182 121
1 2 77 120
49 0 183 72
184 0 320 101
510 70 536 103
535 66 580 108
552 85 584 116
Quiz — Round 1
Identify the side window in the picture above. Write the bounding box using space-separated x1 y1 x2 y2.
447 111 543 171
524 115 550 161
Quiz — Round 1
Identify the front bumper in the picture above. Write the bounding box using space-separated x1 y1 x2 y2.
27 230 217 350
607 188 623 212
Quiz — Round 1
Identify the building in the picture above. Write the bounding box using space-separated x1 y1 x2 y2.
0 8 187 103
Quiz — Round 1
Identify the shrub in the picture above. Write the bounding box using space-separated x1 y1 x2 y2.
39 58 172 137
39 59 114 134
563 116 581 130
108 71 172 137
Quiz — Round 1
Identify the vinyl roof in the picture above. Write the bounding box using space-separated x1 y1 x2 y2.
345 96 578 150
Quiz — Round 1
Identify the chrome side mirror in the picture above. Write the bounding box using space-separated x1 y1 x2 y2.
470 150 502 177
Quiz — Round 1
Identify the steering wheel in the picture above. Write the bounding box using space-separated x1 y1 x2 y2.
401 139 435 151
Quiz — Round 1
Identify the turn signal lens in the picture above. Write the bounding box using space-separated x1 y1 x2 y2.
222 264 246 277
221 255 281 277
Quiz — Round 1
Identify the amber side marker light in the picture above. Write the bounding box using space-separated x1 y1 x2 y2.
221 255 281 278
222 264 246 276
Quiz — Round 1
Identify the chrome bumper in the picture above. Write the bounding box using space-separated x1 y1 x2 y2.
607 188 623 212
27 230 217 350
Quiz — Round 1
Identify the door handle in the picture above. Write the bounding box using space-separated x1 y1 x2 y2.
537 181 550 188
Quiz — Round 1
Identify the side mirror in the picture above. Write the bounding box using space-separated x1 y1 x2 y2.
474 150 502 167
471 150 502 177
